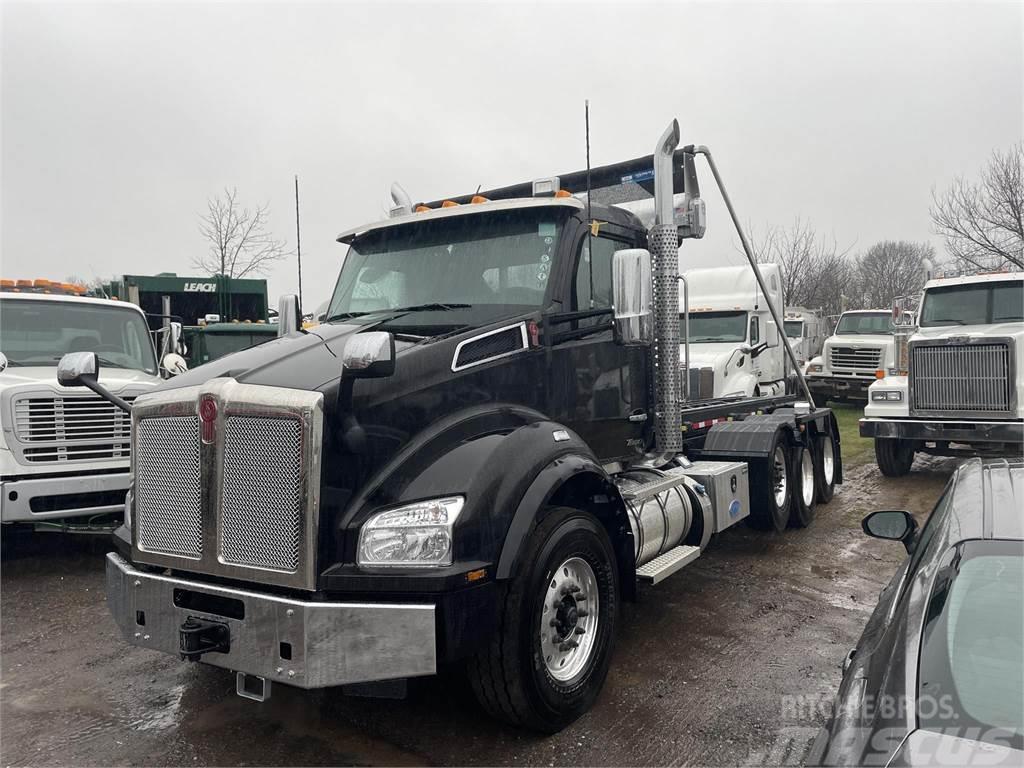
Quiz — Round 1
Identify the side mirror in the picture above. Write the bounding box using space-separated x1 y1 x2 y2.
765 319 780 348
862 510 918 553
57 352 131 413
277 294 302 337
611 249 653 346
342 331 395 378
57 351 99 388
161 352 189 376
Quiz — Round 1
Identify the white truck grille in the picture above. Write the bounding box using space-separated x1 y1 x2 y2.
14 394 135 463
911 342 1012 415
129 379 323 591
829 346 882 372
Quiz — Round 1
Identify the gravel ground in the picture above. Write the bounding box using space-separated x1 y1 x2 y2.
1 455 955 767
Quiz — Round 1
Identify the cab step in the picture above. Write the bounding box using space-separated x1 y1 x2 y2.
636 544 701 585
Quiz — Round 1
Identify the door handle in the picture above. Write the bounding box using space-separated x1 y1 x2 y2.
628 411 648 423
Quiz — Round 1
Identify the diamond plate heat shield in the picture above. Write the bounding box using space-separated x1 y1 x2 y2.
649 223 681 452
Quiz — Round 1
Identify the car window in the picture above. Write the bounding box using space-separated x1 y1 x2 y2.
917 540 1023 751
575 234 623 328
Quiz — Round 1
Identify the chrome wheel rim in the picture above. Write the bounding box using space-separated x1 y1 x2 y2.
822 438 835 484
773 446 788 508
540 556 600 682
801 449 815 507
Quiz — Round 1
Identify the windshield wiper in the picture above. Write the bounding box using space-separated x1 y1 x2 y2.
95 356 129 369
326 311 375 321
389 303 472 313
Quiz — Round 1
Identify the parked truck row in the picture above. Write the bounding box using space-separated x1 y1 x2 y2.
45 120 844 731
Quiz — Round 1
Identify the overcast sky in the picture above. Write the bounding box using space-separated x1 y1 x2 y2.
3 2 1021 313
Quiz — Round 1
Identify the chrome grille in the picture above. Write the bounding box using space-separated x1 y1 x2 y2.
911 342 1012 415
13 394 135 463
830 346 882 372
220 417 303 572
135 416 202 558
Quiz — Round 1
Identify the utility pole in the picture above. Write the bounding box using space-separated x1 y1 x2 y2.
294 175 303 312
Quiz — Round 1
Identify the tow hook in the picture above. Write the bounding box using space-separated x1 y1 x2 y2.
179 616 230 660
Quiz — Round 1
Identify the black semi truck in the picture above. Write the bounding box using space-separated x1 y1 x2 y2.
65 120 841 732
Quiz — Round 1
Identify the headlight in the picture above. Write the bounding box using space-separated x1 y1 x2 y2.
871 391 903 401
357 496 464 568
807 364 823 374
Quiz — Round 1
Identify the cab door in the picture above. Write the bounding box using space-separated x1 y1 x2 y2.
546 220 650 462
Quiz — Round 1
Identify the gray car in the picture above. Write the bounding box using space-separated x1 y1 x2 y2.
808 457 1023 766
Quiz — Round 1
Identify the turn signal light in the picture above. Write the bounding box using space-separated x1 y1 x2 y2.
875 370 885 379
554 189 572 198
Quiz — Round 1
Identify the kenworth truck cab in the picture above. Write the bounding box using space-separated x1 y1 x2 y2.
805 309 897 403
85 121 843 732
679 264 786 399
860 272 1024 476
0 284 164 530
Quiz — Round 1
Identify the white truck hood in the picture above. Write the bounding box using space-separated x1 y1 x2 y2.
0 366 161 393
913 321 1024 342
683 343 741 368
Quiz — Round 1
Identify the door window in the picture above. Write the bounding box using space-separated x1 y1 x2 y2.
575 234 624 327
749 316 760 344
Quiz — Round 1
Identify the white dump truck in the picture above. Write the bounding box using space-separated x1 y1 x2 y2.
860 271 1024 475
783 307 825 371
0 281 169 531
805 309 897 403
679 263 786 399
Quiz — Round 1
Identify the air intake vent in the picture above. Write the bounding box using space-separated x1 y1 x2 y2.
453 323 528 371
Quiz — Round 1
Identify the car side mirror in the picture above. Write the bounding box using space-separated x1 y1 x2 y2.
765 319 780 348
611 248 653 346
57 352 131 414
862 510 918 553
343 331 395 378
277 294 301 337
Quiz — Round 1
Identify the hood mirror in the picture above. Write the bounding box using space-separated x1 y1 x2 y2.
343 331 395 378
161 352 189 376
57 351 131 414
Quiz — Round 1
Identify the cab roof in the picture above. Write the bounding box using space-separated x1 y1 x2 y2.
924 271 1024 290
0 290 146 315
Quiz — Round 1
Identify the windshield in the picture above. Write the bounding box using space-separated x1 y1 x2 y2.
784 320 803 338
683 311 748 343
835 312 893 335
0 298 157 373
327 209 567 328
919 281 1024 327
918 540 1023 750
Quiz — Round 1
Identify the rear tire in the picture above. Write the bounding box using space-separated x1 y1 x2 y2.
875 438 915 477
748 432 792 532
467 506 619 733
814 431 838 503
788 445 816 528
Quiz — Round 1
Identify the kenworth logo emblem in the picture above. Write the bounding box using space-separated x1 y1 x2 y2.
184 282 217 292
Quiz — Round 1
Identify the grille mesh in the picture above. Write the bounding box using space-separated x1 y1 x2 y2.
455 327 524 368
220 417 302 572
135 417 202 557
912 343 1011 413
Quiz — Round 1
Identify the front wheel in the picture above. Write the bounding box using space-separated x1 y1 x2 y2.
875 438 915 477
468 507 619 732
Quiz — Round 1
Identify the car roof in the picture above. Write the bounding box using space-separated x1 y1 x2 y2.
0 290 146 315
946 458 1023 542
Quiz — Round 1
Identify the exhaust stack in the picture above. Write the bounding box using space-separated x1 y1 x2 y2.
650 120 682 454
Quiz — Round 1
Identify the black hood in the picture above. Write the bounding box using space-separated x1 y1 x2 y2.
156 321 386 394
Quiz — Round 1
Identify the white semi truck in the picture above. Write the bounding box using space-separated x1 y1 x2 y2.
0 282 169 532
805 309 898 403
860 271 1024 475
679 263 786 399
783 307 825 371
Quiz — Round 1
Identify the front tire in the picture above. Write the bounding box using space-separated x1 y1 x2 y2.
468 507 619 733
875 438 915 477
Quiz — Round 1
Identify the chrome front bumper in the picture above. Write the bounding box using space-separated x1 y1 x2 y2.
105 552 437 688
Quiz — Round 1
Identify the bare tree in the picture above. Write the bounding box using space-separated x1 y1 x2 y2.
747 217 853 317
930 143 1024 271
854 240 934 309
195 188 291 278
